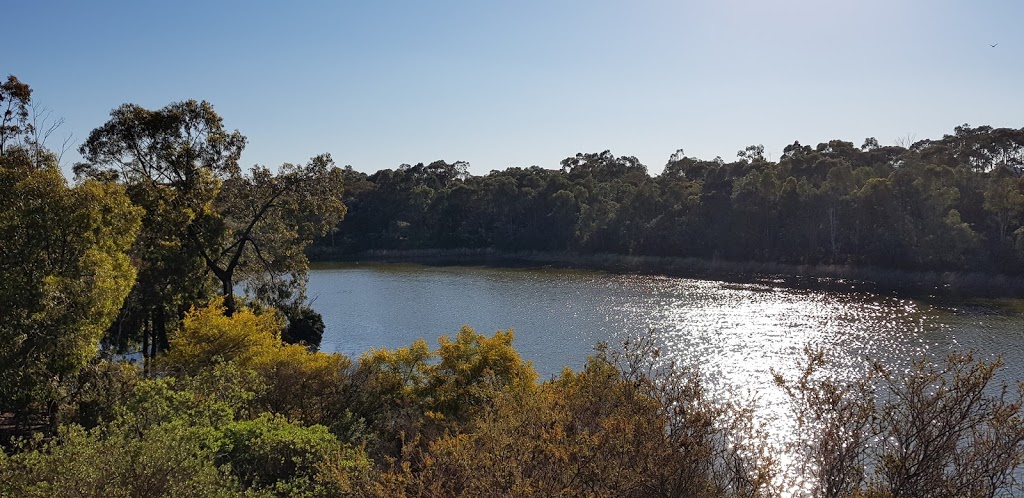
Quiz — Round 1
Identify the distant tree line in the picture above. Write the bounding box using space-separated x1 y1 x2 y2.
320 126 1024 274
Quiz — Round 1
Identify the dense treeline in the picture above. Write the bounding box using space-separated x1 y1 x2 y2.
320 128 1024 274
6 74 1024 497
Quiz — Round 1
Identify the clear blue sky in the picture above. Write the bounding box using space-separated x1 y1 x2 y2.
6 0 1022 176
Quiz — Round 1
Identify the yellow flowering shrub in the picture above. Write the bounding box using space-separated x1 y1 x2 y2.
159 298 353 426
160 298 283 374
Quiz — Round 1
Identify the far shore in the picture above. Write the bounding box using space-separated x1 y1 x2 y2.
308 247 1024 299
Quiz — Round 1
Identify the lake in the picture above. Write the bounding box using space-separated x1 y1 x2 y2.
309 262 1024 387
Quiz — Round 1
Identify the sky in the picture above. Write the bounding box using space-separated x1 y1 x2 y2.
5 0 1023 176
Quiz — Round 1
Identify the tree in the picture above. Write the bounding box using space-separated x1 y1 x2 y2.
984 173 1024 244
559 150 648 183
1 103 141 428
193 154 347 315
0 75 32 154
77 100 245 358
737 144 767 163
78 100 344 350
913 124 1024 173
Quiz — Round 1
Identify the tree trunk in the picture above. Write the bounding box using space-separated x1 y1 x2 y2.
142 317 151 375
223 274 236 316
155 306 169 354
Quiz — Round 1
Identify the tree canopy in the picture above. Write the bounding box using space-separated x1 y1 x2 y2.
316 126 1024 276
76 100 346 358
0 83 142 425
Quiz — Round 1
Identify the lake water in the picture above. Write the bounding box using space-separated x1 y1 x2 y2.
310 262 1024 382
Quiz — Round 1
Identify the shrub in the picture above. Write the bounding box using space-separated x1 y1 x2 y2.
775 349 1024 498
0 422 238 497
159 299 353 425
428 326 538 424
217 413 360 497
348 326 538 459
384 337 776 498
160 298 284 375
60 358 142 429
280 303 326 350
256 343 351 425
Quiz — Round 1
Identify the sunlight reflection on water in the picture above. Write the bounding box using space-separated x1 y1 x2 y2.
310 261 1023 389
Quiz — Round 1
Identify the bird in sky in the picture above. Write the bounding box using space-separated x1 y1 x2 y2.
990 43 999 48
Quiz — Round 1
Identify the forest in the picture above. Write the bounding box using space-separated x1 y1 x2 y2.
4 74 1024 497
320 126 1024 276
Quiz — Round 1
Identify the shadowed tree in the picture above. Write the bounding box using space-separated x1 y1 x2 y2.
193 154 347 316
77 100 245 358
78 99 346 357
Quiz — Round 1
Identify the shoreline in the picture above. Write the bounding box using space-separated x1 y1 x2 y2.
308 247 1024 299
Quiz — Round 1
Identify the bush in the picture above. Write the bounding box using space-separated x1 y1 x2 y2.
428 326 538 424
280 304 326 350
256 343 351 425
348 326 538 459
0 365 372 498
217 413 367 497
159 299 353 425
60 358 141 429
381 337 776 498
775 349 1024 497
0 422 238 497
160 298 284 375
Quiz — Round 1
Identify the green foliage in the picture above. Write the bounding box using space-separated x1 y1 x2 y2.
379 339 775 498
0 353 370 497
7 73 1024 498
117 365 261 433
62 359 142 429
255 338 351 425
6 323 1024 497
218 414 363 497
321 124 1024 275
1 422 239 498
0 140 141 423
428 327 538 423
160 298 286 374
76 97 345 355
208 153 347 314
77 98 246 355
280 302 326 349
160 298 352 426
348 326 537 458
0 75 33 154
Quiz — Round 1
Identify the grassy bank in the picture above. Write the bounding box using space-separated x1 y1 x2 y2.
308 247 1024 298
